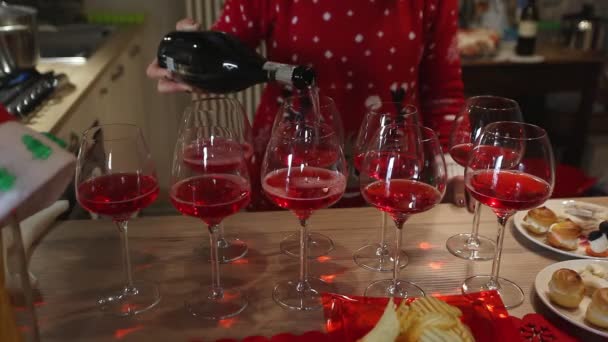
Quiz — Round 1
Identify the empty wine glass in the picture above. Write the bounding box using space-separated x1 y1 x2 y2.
445 96 523 261
76 124 161 316
262 96 347 310
461 122 555 309
360 125 447 298
353 102 418 272
171 121 251 319
271 95 343 258
181 97 252 263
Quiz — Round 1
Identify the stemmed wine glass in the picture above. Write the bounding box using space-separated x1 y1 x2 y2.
182 97 253 263
461 122 555 309
262 96 347 310
76 124 161 316
360 125 447 298
445 96 523 261
352 102 418 272
171 120 251 319
271 95 344 258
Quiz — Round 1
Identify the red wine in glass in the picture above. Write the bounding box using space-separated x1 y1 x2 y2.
171 174 251 226
262 166 346 219
449 143 473 167
78 173 159 220
466 170 551 212
183 139 253 173
362 179 442 216
450 143 521 169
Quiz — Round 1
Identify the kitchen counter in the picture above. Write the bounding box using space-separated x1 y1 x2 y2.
25 25 142 134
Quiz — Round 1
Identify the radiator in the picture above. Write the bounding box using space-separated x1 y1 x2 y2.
184 0 265 123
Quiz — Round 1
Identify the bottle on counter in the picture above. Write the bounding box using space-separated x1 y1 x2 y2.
157 31 315 93
516 0 539 56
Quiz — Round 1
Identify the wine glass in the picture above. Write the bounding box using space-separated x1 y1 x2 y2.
75 124 161 316
262 106 347 310
271 95 343 258
353 102 418 272
445 96 523 261
171 122 251 319
461 122 554 309
360 125 447 298
182 97 253 263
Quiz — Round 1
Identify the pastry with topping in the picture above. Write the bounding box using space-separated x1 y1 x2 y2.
546 219 582 251
585 288 608 329
548 268 585 308
523 206 558 235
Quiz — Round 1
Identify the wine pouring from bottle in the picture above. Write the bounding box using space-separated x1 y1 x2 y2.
157 31 316 93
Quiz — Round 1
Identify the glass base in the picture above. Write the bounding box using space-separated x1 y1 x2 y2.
195 236 248 263
461 275 524 309
280 232 334 258
446 233 496 261
353 244 409 272
97 280 161 316
364 279 425 299
185 286 248 319
272 277 333 311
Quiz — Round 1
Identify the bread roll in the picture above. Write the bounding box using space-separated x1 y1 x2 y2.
546 220 582 251
585 288 608 328
523 207 558 235
547 268 584 308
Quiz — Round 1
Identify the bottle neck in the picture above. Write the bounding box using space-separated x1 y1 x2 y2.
263 61 296 86
262 61 315 90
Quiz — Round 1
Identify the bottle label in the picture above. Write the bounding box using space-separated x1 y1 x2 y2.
263 61 295 86
518 20 537 38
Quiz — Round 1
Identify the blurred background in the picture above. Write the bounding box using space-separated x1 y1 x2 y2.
2 0 607 216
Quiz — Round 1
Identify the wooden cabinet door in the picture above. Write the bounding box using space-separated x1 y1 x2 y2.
101 40 144 128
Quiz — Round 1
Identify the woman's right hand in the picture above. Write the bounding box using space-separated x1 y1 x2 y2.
146 18 201 93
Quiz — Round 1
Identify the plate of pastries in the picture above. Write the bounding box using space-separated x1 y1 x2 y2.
535 259 608 337
513 199 608 259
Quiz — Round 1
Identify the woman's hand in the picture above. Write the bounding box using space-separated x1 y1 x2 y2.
445 176 467 209
146 18 201 93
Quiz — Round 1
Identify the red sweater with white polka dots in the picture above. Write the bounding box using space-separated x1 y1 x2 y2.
213 0 464 207
214 0 464 149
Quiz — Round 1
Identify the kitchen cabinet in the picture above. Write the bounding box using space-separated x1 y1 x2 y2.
52 33 145 151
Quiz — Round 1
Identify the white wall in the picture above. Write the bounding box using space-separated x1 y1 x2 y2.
85 0 190 212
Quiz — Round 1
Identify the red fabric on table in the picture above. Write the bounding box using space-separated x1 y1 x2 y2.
322 291 518 342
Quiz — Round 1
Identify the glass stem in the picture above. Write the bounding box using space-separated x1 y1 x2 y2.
209 224 223 298
298 219 309 289
379 212 388 250
392 219 406 288
217 223 229 248
489 215 511 289
466 201 482 247
116 220 134 291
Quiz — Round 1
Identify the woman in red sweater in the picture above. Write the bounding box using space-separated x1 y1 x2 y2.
148 0 465 207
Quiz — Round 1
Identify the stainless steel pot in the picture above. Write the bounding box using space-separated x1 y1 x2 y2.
0 2 38 77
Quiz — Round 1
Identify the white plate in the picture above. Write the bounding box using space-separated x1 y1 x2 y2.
535 259 608 337
513 199 608 259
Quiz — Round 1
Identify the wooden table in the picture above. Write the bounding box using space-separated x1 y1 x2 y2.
462 45 605 166
26 197 608 341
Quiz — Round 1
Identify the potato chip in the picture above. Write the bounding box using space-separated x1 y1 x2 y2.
361 296 475 342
